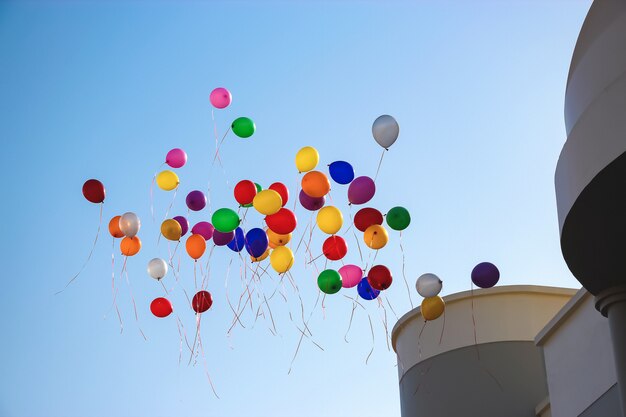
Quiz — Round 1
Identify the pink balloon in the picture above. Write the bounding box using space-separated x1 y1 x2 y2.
347 176 376 205
209 87 232 109
339 264 363 288
191 221 214 240
165 148 187 168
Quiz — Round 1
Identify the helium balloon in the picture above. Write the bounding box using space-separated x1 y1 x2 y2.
191 221 214 240
328 161 355 185
227 227 245 252
213 230 235 246
209 87 232 109
339 264 363 288
120 236 141 256
322 235 348 261
151 297 173 318
173 216 189 236
363 224 389 250
348 176 376 205
354 207 383 232
316 206 343 234
161 219 182 241
186 190 207 211
234 180 257 206
301 171 330 198
253 189 282 216
245 228 269 258
386 206 411 231
471 262 500 288
156 170 179 191
192 290 213 313
108 215 124 238
119 212 140 238
299 189 325 211
231 117 255 138
267 229 291 248
211 208 240 233
367 265 392 290
186 234 206 260
318 269 342 295
269 182 289 207
416 273 443 298
147 258 168 280
421 296 445 321
251 248 270 262
295 146 320 173
82 179 105 203
165 148 187 168
265 208 297 235
372 114 399 149
242 182 263 208
270 246 294 273
357 277 380 300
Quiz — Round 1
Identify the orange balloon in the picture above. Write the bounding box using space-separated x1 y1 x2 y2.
301 171 330 198
186 234 206 260
108 215 124 238
120 236 141 256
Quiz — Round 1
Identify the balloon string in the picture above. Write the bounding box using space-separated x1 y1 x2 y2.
288 290 321 374
439 308 446 345
374 149 386 182
196 319 220 399
383 295 400 322
109 237 123 333
202 245 215 289
225 257 246 333
417 320 427 359
399 231 414 308
344 298 358 343
211 127 231 171
378 297 391 351
163 187 178 222
56 202 103 294
365 314 375 365
122 257 147 341
470 282 480 360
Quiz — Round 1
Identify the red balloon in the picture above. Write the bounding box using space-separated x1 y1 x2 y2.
150 297 173 318
269 182 289 207
82 179 105 203
265 208 297 234
234 180 257 206
367 265 392 290
354 207 383 232
192 290 213 313
322 235 348 261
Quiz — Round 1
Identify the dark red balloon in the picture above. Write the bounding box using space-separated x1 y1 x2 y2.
150 297 173 318
192 290 213 313
354 207 383 232
367 265 392 290
269 182 289 207
265 208 297 234
234 180 257 206
82 179 106 203
322 235 348 261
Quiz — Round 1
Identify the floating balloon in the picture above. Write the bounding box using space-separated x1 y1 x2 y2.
150 297 173 318
245 228 269 258
421 296 445 321
348 176 376 205
357 277 380 300
82 179 105 203
211 208 240 233
318 269 342 294
471 262 500 288
186 234 206 260
156 170 179 191
147 258 168 280
363 224 389 250
269 182 289 207
386 206 411 231
242 182 263 208
192 290 213 313
186 190 207 211
120 236 141 256
322 236 348 261
227 227 245 252
295 146 320 173
161 219 182 241
231 117 255 138
416 273 443 298
251 248 270 262
209 87 232 109
267 229 291 248
253 189 282 216
354 207 383 232
270 246 294 273
165 148 187 168
213 230 235 246
191 221 214 240
173 216 189 237
367 265 392 290
108 215 124 238
339 264 363 288
299 189 325 211
265 208 297 235
316 206 343 234
372 114 399 149
328 161 355 185
119 212 140 238
234 180 257 206
301 171 330 198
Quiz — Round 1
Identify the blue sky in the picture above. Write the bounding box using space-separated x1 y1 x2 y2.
0 1 591 416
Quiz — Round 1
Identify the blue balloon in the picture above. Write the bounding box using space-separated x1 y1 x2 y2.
357 277 380 300
328 161 355 185
227 227 245 252
245 228 269 258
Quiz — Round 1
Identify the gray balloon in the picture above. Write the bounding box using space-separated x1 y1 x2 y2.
372 115 399 149
416 273 443 298
147 258 168 280
119 212 141 238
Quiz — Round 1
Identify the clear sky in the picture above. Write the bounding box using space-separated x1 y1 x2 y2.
0 1 592 416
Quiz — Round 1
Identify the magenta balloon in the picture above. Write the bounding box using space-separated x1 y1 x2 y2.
299 189 325 211
348 176 376 205
173 216 189 236
213 230 234 246
191 221 214 240
165 148 187 168
209 87 232 109
186 190 207 211
339 264 363 288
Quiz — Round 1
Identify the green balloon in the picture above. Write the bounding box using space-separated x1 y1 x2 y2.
211 208 240 233
386 206 411 231
242 183 263 208
317 269 342 294
231 117 256 138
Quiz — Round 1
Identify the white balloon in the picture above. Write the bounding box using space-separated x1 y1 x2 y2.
119 212 140 238
416 273 443 298
147 258 168 280
372 115 399 149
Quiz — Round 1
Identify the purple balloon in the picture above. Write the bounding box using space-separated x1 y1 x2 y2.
348 176 376 205
186 190 207 211
173 216 189 236
191 221 214 241
471 262 500 288
213 230 234 246
299 189 325 211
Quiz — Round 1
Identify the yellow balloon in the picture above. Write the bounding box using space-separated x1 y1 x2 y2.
161 219 182 241
316 206 343 234
295 146 319 173
363 224 389 249
421 296 445 321
253 189 283 216
156 170 179 191
251 248 270 263
270 246 294 273
267 229 292 248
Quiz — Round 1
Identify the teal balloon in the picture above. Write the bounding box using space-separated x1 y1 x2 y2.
232 117 256 138
386 206 411 231
211 208 240 233
317 269 342 294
